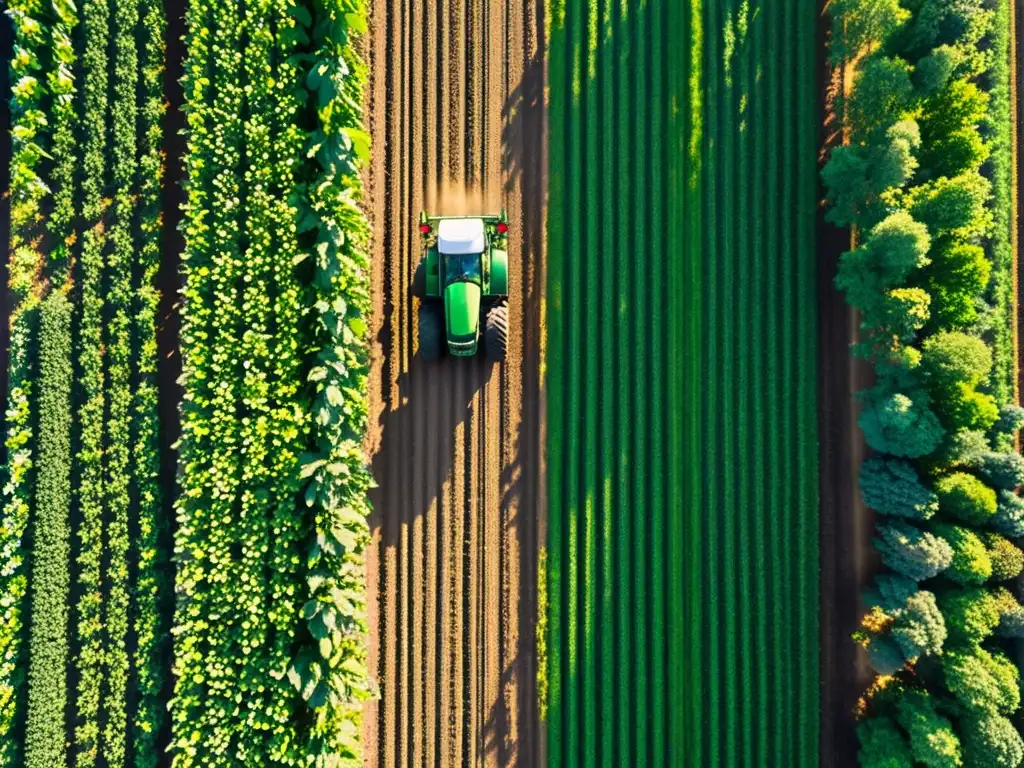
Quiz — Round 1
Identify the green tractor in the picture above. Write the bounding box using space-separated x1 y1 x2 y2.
413 209 510 361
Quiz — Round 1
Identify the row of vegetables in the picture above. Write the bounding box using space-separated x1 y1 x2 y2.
1 0 374 764
171 0 374 762
824 0 1024 765
1 0 166 764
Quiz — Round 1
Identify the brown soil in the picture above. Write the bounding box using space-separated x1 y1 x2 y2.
361 0 546 765
816 10 876 766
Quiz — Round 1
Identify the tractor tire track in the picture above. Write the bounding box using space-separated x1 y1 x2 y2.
363 0 545 763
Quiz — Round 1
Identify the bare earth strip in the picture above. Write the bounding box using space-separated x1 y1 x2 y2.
362 0 546 764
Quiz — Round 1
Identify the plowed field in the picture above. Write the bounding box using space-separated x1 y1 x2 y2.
361 0 546 764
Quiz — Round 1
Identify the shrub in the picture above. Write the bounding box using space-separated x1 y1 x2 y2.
980 452 1024 490
860 458 939 520
895 690 962 768
943 646 1020 715
933 523 992 584
860 388 945 458
937 382 999 433
920 331 992 389
857 716 914 768
906 172 992 239
960 713 1024 768
921 242 990 328
890 590 946 659
937 587 1000 645
934 472 997 524
875 520 954 580
981 533 1024 581
991 491 1024 537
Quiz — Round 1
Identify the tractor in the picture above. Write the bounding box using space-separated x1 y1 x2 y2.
413 209 509 361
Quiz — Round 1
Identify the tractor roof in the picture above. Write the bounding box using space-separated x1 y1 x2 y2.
437 218 486 255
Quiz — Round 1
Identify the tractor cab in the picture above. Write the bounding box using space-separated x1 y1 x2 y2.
413 211 510 360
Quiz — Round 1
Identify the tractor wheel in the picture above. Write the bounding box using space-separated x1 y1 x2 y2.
419 304 443 361
412 263 425 297
484 303 508 362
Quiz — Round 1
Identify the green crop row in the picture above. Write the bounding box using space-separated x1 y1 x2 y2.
824 2 1024 766
169 0 373 762
0 0 47 762
131 0 169 760
1 0 169 762
73 0 110 760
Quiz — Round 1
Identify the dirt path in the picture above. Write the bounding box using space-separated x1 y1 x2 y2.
361 0 545 764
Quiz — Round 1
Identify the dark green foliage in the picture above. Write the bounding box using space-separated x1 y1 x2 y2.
874 520 954 580
979 452 1024 490
935 428 989 468
861 458 939 519
869 574 922 611
991 405 1024 447
858 716 914 768
828 0 909 61
992 491 1024 537
890 590 946 659
860 386 945 457
943 646 1020 715
913 45 960 97
896 690 962 768
960 713 1024 768
934 472 997 525
74 0 110 761
131 0 168 758
980 533 1024 581
933 523 992 584
25 295 73 766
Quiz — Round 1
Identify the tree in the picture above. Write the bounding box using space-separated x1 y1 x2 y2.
960 713 1024 768
890 589 946 659
937 587 1001 645
991 490 1024 537
981 532 1024 581
919 80 989 145
934 472 997 525
937 383 1000 433
920 331 992 389
857 716 914 768
933 428 989 469
848 55 916 143
874 520 954 580
861 458 939 520
895 689 962 768
860 388 945 457
829 0 910 62
837 212 932 318
991 404 1024 442
913 45 962 97
980 452 1024 490
943 646 1019 715
921 242 990 329
907 172 992 239
867 573 923 611
923 129 989 178
932 523 992 584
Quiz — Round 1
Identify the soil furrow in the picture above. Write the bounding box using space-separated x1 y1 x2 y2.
364 0 544 760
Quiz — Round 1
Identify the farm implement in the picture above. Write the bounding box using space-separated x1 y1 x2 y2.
414 210 510 361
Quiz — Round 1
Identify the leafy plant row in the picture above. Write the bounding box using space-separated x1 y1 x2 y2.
1 0 169 763
169 0 374 762
825 1 1024 766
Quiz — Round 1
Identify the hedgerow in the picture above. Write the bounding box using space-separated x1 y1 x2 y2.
170 0 374 762
826 0 1024 763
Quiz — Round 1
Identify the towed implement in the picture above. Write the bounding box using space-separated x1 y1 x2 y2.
414 210 509 361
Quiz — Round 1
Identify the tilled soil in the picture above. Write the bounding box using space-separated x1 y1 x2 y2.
361 0 545 764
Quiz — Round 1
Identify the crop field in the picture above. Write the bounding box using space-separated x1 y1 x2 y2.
360 0 545 763
545 0 819 764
